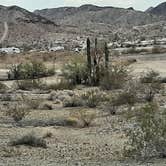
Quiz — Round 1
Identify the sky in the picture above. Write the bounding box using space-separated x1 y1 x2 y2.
0 0 165 11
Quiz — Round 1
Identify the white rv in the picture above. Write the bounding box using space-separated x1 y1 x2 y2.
0 47 21 54
49 46 64 52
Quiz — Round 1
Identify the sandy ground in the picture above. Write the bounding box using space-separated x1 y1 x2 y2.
1 107 166 165
130 53 166 77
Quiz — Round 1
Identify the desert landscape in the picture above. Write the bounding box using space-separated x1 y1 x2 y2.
1 1 166 166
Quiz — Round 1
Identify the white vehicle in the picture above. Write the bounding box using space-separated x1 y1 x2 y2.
49 46 64 52
0 47 20 54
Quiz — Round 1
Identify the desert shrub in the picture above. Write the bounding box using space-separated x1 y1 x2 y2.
139 71 164 102
0 82 8 93
111 91 137 107
59 117 78 127
43 79 74 90
70 109 96 128
140 70 161 83
81 89 108 108
100 64 130 90
4 102 30 122
63 96 84 107
3 95 32 122
63 89 108 108
8 61 54 80
16 79 44 90
106 90 136 115
144 83 164 102
63 57 89 85
47 67 55 76
124 102 166 159
105 80 146 115
10 132 47 148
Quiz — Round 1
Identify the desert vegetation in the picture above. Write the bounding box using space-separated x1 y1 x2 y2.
0 39 166 165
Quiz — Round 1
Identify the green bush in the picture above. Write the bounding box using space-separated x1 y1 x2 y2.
63 57 89 85
140 70 161 83
8 61 55 80
124 102 166 159
63 96 84 107
63 89 108 108
100 64 130 90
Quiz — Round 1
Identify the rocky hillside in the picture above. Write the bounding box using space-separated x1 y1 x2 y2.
0 2 166 49
35 4 160 27
34 4 166 42
147 2 166 16
0 5 57 48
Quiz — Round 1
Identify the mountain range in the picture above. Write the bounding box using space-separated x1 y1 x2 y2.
0 2 166 49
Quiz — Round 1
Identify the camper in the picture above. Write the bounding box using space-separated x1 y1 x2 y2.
49 46 64 52
0 47 21 54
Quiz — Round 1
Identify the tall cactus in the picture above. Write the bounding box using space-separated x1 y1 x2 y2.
87 38 91 83
94 38 97 66
104 42 109 69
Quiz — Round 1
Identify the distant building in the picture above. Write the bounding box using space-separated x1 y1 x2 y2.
0 47 21 54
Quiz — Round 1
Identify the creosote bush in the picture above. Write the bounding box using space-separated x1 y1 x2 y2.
124 102 166 159
10 132 47 148
139 70 164 102
4 102 30 122
140 70 161 83
3 95 31 122
8 61 55 80
81 89 108 108
63 96 84 107
63 89 108 108
100 63 130 90
63 56 88 85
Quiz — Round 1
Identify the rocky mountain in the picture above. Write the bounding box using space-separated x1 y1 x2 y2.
0 2 166 49
145 7 154 13
147 2 166 16
35 4 159 26
0 5 57 48
34 4 166 42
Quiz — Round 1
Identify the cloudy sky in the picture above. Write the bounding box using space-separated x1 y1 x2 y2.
0 0 165 11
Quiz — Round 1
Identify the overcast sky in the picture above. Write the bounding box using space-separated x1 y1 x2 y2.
0 0 165 11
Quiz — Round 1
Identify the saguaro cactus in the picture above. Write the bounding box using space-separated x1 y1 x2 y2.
87 38 92 83
94 38 97 66
104 42 109 69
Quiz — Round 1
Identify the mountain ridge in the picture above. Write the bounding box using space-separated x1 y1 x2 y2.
0 2 166 48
